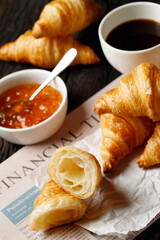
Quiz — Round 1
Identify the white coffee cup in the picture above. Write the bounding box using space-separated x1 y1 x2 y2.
98 2 160 74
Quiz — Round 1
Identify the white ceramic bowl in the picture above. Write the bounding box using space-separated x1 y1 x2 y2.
0 69 68 145
99 2 160 74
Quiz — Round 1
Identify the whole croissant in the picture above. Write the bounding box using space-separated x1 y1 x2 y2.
32 0 104 38
94 63 160 122
100 113 154 172
29 179 86 231
137 122 160 168
0 30 100 68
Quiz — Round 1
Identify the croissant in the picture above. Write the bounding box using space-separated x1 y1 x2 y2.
32 0 104 38
100 113 154 172
94 63 160 122
0 30 100 68
29 179 87 231
137 122 160 168
47 146 102 199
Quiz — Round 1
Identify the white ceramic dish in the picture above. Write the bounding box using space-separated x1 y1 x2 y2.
0 69 68 145
99 2 160 74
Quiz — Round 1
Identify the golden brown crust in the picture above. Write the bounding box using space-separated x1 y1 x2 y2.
94 63 160 121
47 146 102 199
100 114 154 172
0 30 100 68
33 179 67 208
32 0 104 38
29 179 87 231
137 122 160 168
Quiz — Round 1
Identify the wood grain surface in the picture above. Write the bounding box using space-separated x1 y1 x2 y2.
0 1 160 239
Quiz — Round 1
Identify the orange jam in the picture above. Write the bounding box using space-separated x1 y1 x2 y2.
0 84 63 129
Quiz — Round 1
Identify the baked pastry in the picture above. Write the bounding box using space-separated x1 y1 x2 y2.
32 0 104 38
137 122 160 168
47 146 102 199
100 113 154 172
0 30 100 68
94 63 160 121
29 179 87 231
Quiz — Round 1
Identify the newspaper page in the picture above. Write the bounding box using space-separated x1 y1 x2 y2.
0 76 160 240
0 77 120 196
0 175 97 240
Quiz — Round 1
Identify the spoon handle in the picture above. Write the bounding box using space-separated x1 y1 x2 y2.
29 48 77 101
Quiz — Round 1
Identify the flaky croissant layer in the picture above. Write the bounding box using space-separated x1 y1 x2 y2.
47 146 102 199
32 0 104 38
94 63 160 122
137 122 160 168
100 113 154 172
29 179 87 231
0 30 100 68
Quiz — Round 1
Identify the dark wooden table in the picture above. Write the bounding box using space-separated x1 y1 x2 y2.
0 0 160 239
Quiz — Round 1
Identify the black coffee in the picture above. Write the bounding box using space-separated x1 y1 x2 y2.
106 19 160 51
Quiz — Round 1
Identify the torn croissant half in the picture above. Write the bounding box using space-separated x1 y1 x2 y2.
100 114 154 173
137 122 160 168
29 179 87 231
32 0 104 38
94 63 160 121
0 30 100 68
47 146 102 199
